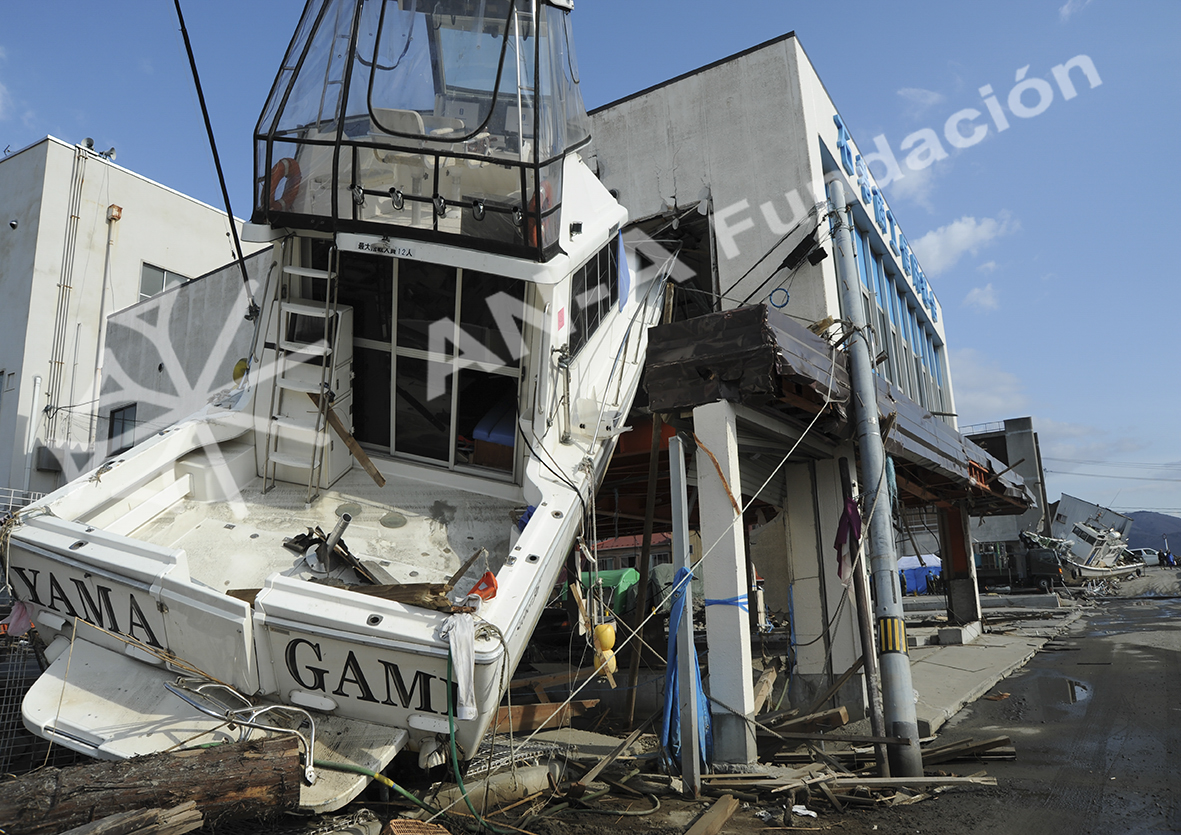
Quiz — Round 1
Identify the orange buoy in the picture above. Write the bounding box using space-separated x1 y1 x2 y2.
269 157 302 212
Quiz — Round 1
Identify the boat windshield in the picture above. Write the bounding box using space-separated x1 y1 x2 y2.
254 0 590 261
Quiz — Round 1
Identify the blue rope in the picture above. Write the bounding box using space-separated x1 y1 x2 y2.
704 594 749 612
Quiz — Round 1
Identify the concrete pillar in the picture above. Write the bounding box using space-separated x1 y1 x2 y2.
782 462 827 684
809 456 863 712
939 505 982 624
774 457 864 717
692 399 756 764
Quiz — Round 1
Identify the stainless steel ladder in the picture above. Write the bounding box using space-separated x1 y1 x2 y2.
262 246 341 504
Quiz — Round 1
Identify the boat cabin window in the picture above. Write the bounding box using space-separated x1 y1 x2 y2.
309 247 525 475
569 239 619 356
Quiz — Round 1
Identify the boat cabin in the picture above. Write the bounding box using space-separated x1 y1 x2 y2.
253 0 587 262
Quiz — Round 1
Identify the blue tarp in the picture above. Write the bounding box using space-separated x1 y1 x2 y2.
661 567 713 771
898 556 942 594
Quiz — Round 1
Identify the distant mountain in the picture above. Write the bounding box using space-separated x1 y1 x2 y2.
1127 511 1181 551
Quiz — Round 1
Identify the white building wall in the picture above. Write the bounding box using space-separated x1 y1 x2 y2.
589 34 962 716
97 250 271 463
0 140 48 498
0 136 266 495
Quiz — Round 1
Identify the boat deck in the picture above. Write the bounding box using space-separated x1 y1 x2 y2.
122 463 522 596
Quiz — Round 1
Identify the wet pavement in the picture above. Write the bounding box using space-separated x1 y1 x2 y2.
830 595 1181 834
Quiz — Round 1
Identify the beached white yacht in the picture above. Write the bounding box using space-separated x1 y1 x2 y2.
5 0 658 812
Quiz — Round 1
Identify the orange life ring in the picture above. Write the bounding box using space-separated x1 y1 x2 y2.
525 179 554 247
269 157 302 212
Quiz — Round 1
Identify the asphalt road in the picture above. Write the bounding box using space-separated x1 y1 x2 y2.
835 593 1181 834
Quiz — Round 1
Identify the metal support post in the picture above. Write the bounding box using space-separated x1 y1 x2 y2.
829 179 924 777
669 434 702 795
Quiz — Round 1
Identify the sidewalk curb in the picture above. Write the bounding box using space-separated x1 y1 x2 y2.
913 608 1086 736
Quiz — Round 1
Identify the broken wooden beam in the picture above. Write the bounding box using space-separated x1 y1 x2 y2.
752 664 778 715
804 657 864 716
493 700 599 733
685 794 740 835
0 737 300 835
760 705 850 737
309 391 385 487
567 724 647 797
58 802 202 835
921 735 1012 765
829 775 998 789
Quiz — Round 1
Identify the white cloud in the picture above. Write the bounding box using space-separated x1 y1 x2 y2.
897 87 945 108
911 212 1017 276
977 261 998 274
1038 418 1143 462
0 81 10 122
948 347 1029 424
1059 0 1093 21
964 283 999 311
884 163 938 211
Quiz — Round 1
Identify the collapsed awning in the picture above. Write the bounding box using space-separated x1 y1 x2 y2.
643 304 1034 516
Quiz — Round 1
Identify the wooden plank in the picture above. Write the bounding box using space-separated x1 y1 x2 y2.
509 669 596 691
309 392 386 487
922 735 1011 765
818 781 845 813
761 730 908 745
830 776 998 789
684 794 741 835
763 706 849 735
804 657 864 716
752 665 778 715
59 803 202 835
807 741 854 775
493 700 599 733
568 724 648 797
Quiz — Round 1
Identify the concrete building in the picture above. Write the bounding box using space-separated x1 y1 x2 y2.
588 32 1033 757
0 136 265 502
964 417 1050 573
1049 493 1132 542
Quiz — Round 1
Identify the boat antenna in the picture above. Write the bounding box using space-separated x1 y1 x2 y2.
173 0 260 322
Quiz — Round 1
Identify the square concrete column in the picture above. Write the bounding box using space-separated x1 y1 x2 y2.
938 504 982 625
692 400 756 764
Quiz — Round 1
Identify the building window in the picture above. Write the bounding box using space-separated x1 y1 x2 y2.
140 263 188 301
108 403 137 455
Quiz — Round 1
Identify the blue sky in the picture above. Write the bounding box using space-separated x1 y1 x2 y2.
1 0 1179 520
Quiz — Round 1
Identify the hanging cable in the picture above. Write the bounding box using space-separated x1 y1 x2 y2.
172 0 259 321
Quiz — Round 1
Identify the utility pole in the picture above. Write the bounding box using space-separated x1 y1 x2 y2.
829 179 923 777
839 457 889 777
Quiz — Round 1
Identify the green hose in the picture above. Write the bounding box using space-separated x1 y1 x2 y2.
447 650 515 835
311 759 441 817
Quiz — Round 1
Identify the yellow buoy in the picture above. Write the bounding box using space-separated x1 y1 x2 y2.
593 622 616 652
594 648 617 676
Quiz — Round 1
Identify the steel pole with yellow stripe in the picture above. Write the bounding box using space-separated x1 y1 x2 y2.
830 179 924 777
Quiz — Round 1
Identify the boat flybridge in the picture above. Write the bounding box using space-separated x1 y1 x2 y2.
6 0 660 812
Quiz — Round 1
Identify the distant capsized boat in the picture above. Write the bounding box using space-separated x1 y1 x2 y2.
1020 527 1143 584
